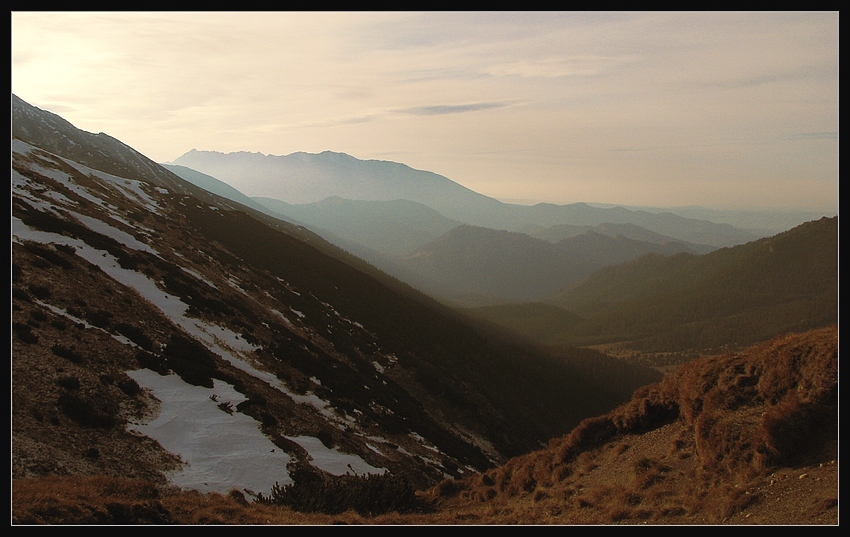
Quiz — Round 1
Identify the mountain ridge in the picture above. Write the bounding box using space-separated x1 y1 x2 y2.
168 148 762 248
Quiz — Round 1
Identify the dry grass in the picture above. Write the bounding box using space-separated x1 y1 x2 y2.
426 325 837 524
13 326 837 525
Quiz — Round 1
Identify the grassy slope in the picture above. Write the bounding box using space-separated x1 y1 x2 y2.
13 325 837 525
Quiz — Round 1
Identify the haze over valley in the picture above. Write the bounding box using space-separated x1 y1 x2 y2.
12 11 837 525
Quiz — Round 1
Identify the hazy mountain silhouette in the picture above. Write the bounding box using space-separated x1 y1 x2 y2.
464 216 837 352
254 196 461 258
168 148 502 223
168 149 762 248
397 225 705 305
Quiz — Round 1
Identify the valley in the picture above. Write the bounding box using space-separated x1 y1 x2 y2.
11 94 838 525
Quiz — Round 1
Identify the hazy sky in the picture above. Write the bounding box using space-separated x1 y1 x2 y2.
11 11 838 212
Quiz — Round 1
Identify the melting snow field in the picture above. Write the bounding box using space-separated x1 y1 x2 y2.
126 369 385 496
126 369 292 496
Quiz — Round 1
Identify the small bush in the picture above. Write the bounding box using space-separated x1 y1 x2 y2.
52 344 84 364
57 393 117 429
135 350 167 375
256 466 416 516
28 284 52 300
316 429 335 449
13 323 39 344
114 322 154 351
162 333 216 388
12 287 31 302
56 376 81 390
117 376 142 396
85 309 113 329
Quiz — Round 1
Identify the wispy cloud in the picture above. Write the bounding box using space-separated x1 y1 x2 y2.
789 131 838 141
397 101 514 116
484 55 639 79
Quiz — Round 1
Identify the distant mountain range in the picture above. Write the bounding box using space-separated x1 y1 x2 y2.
165 149 788 306
167 149 764 249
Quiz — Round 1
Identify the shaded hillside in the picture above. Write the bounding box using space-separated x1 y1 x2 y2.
399 225 703 305
468 217 837 353
550 216 837 352
254 196 461 258
526 222 717 255
423 325 838 524
460 303 585 347
12 95 659 499
13 327 837 525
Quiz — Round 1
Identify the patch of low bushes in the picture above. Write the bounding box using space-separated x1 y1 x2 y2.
57 392 117 429
256 465 416 516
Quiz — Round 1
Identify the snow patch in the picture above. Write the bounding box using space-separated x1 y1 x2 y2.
126 369 291 496
286 435 385 477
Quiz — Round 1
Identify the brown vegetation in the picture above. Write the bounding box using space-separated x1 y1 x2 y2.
13 326 837 525
425 325 838 524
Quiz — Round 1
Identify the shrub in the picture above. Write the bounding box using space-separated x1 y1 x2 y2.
52 344 84 363
135 350 168 375
256 465 416 516
57 392 117 429
117 376 142 396
85 309 113 329
28 284 52 300
56 376 81 390
12 287 31 302
13 323 39 344
162 333 217 388
114 322 154 351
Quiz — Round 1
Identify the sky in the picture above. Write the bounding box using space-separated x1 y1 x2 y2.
11 11 839 212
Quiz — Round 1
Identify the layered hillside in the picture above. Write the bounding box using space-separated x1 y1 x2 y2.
464 216 837 353
554 216 838 352
168 149 761 248
400 225 705 305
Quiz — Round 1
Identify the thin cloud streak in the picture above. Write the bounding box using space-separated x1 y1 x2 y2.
397 102 515 116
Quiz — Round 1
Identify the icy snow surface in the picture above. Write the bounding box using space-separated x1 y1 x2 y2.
126 368 292 495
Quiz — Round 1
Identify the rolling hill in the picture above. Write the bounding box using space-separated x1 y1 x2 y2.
462 216 837 354
398 225 705 305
